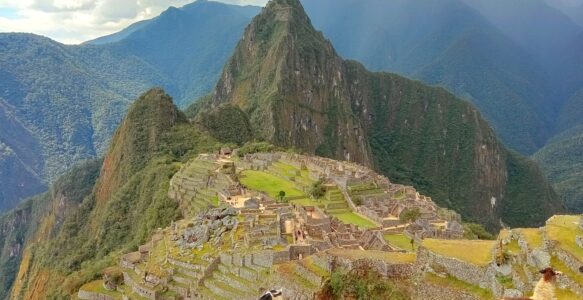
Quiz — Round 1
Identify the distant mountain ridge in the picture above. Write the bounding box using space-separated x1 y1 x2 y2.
302 0 558 154
0 1 260 212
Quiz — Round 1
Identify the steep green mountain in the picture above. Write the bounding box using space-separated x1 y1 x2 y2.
533 32 583 213
0 89 222 299
196 0 564 229
0 158 102 300
534 126 583 212
0 101 46 211
0 1 259 213
302 0 553 154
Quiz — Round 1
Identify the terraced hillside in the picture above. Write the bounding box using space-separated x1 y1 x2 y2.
415 215 583 299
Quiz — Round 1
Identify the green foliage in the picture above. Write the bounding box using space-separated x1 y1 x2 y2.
195 104 253 145
0 158 102 299
1 89 224 297
309 180 326 199
323 264 408 300
533 125 583 212
0 1 259 212
399 208 421 224
278 190 286 202
502 151 564 228
236 142 278 157
463 223 495 240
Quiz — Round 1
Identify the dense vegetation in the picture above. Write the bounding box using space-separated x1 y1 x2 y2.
194 104 254 145
534 126 583 212
0 158 102 299
1 89 225 299
0 1 259 213
319 263 409 299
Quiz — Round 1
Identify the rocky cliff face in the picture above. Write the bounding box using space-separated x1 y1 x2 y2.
209 0 372 165
198 0 563 228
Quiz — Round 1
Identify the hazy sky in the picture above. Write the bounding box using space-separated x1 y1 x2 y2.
0 0 268 44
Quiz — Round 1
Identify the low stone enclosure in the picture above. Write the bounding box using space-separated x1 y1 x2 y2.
77 151 583 300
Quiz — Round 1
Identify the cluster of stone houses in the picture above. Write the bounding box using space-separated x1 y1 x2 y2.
83 151 468 299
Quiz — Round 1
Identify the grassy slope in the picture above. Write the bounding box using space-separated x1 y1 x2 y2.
240 170 305 198
422 239 496 266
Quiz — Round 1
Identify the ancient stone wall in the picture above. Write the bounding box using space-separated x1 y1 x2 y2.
413 282 483 300
289 245 315 260
123 272 158 300
416 247 499 295
77 290 115 300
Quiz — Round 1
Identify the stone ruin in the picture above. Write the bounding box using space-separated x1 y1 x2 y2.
177 207 238 249
87 151 472 299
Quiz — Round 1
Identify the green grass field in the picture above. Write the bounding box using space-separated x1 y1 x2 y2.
326 249 416 264
423 239 495 266
331 211 378 229
240 170 305 199
424 273 493 299
384 234 416 252
516 228 543 249
546 215 583 262
80 280 122 298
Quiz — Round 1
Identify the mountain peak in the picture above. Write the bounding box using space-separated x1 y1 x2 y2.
96 88 186 202
263 0 311 24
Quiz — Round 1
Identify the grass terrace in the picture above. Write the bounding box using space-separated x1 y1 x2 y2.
384 233 417 252
424 273 493 299
331 211 378 229
506 239 522 255
79 280 122 299
240 170 305 199
422 239 495 266
517 228 543 249
326 248 416 264
551 256 583 286
556 288 582 300
545 215 583 262
289 197 341 208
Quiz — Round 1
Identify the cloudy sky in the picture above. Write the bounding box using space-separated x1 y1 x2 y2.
0 0 268 44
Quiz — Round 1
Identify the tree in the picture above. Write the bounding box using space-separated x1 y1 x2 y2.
399 208 421 224
278 190 286 202
309 180 326 199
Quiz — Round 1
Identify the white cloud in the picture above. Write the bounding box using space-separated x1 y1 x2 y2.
0 0 268 44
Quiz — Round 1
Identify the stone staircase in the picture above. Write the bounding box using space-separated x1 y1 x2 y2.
347 182 387 201
194 254 271 300
324 187 351 215
168 158 234 217
273 256 330 296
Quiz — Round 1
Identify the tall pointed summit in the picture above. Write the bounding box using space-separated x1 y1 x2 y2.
208 0 372 165
196 0 564 228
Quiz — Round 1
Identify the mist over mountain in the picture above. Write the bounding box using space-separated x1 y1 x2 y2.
545 0 583 27
302 0 555 154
